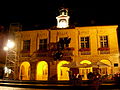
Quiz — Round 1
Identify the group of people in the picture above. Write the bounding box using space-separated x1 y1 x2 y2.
70 73 82 85
87 72 101 81
68 70 101 85
112 73 120 82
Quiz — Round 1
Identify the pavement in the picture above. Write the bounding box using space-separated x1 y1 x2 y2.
0 79 120 89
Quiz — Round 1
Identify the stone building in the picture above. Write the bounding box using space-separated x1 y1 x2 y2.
13 8 119 81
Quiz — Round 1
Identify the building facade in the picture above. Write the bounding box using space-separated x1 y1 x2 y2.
14 8 119 81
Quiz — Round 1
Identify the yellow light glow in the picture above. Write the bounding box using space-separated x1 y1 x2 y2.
57 61 70 80
36 61 48 80
100 59 111 65
100 59 112 74
80 60 91 64
20 62 30 80
79 60 92 80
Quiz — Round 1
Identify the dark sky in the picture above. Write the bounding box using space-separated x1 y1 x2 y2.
0 0 120 29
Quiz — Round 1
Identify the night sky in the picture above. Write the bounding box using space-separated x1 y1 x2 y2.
0 0 120 29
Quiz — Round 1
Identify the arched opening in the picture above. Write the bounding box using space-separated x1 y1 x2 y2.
99 59 112 75
36 61 48 80
79 60 92 80
57 61 70 80
59 19 67 28
20 61 30 80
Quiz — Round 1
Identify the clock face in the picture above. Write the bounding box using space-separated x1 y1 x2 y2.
59 19 67 28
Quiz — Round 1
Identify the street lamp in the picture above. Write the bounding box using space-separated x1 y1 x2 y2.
3 40 16 79
4 40 15 50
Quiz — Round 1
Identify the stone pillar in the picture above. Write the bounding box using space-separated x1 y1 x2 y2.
30 62 37 80
48 61 57 81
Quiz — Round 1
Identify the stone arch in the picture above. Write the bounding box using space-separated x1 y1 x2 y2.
100 59 112 65
99 59 112 75
80 60 92 64
20 61 30 80
36 61 48 80
79 60 92 80
57 60 70 80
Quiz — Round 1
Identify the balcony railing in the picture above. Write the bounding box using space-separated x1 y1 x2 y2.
33 47 74 58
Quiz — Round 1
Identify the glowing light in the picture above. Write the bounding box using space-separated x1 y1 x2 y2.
7 40 15 49
3 47 8 51
4 66 11 74
20 62 30 80
59 20 67 28
36 61 48 80
4 66 8 73
100 59 111 65
80 60 91 64
79 60 92 80
57 61 70 80
3 40 15 51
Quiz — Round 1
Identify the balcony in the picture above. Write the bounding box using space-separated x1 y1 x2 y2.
33 47 74 59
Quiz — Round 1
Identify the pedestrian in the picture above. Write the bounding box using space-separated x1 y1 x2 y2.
72 74 77 85
76 74 82 85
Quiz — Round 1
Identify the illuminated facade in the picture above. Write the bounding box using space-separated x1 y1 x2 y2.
14 8 119 81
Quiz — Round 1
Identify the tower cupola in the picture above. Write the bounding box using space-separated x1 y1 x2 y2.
56 8 70 28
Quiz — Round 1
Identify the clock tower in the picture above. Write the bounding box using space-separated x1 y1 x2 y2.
56 8 70 28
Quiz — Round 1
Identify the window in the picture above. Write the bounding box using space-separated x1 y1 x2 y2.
100 36 108 48
59 37 66 49
99 36 110 54
23 40 30 51
114 63 118 67
80 37 90 48
58 37 71 49
39 39 47 50
79 37 90 55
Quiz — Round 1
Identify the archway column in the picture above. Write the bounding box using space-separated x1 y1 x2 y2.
30 62 37 80
48 61 57 81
